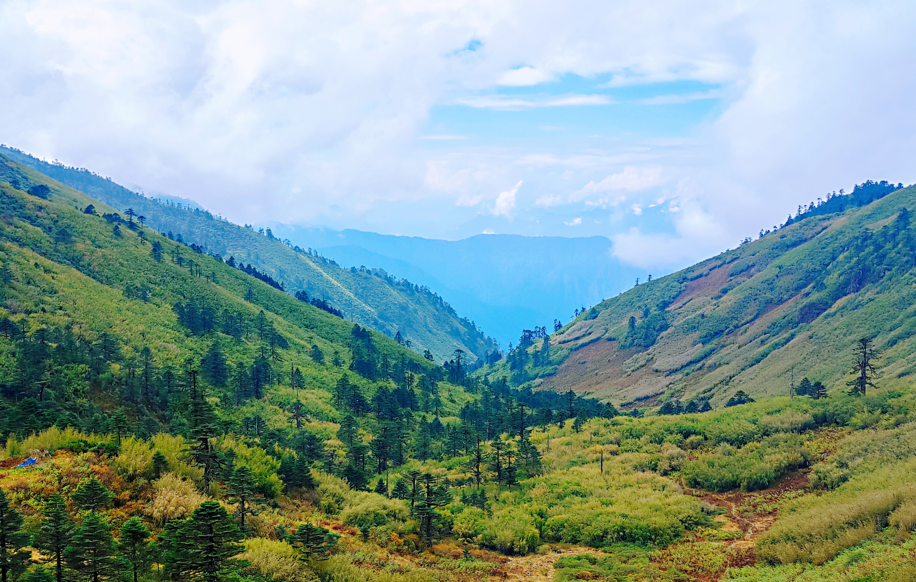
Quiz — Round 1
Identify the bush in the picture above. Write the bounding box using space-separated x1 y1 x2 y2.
682 434 811 492
215 436 283 497
240 538 318 582
111 437 153 479
144 473 207 525
339 492 410 530
480 508 540 554
150 433 203 482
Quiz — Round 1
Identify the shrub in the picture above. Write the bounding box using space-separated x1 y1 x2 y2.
682 434 811 492
240 538 318 582
144 473 207 525
111 437 153 479
340 492 410 531
215 437 283 497
150 433 202 482
479 508 540 554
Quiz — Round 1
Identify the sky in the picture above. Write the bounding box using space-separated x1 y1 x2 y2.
2 0 916 271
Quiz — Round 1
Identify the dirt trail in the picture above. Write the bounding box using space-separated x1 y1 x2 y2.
502 547 603 582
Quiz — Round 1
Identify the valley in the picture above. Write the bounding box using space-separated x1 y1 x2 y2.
0 156 913 582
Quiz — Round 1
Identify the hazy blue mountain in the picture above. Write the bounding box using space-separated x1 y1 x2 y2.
271 225 649 345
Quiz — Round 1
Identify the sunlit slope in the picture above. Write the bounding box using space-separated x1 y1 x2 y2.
483 185 916 406
0 147 498 363
0 157 471 421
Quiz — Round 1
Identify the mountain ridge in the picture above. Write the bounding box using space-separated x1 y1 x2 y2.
0 145 497 364
480 181 916 408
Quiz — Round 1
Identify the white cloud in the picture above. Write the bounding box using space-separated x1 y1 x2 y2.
457 94 613 110
0 0 914 256
498 66 554 86
493 180 522 217
536 194 563 206
631 203 642 215
564 217 582 225
570 166 665 202
638 89 723 105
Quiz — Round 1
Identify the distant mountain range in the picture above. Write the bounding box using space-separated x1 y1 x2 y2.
270 226 649 346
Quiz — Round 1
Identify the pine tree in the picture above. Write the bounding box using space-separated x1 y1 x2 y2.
391 479 409 500
73 479 113 512
182 501 244 582
152 451 168 479
118 518 152 582
34 494 74 582
187 368 223 491
200 343 228 387
0 489 28 582
63 512 122 582
292 523 339 560
227 466 259 534
110 409 131 445
20 567 54 582
847 337 878 396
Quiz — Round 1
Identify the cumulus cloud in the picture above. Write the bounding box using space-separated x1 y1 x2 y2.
498 66 554 86
493 181 523 217
570 166 665 203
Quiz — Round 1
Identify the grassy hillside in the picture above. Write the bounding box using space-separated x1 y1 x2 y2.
0 146 498 364
481 183 916 409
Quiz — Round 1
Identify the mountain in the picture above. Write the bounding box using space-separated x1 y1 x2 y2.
481 181 916 408
0 155 457 426
269 225 649 346
0 146 498 364
2 154 916 582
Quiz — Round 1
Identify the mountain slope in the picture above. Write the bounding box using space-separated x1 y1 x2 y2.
0 146 498 364
271 226 649 346
0 156 468 432
482 183 916 407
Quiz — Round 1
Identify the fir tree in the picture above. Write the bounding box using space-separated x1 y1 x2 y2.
182 501 244 582
118 518 152 582
0 489 28 582
109 409 130 445
34 494 74 582
227 466 259 534
292 523 339 560
63 512 122 582
73 479 113 512
152 451 168 479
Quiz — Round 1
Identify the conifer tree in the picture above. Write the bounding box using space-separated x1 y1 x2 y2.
227 465 259 534
184 501 244 582
152 451 168 479
292 523 339 560
110 409 130 445
63 512 122 582
0 489 28 582
118 518 152 582
34 494 74 582
73 479 113 512
390 479 408 500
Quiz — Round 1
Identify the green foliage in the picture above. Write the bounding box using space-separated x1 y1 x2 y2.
63 512 122 582
681 434 812 492
72 478 114 512
34 495 74 582
0 489 29 582
118 517 153 582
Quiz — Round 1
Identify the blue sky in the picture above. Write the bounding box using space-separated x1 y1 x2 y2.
2 0 915 270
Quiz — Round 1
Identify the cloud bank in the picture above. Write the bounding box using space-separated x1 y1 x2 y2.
0 0 914 270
